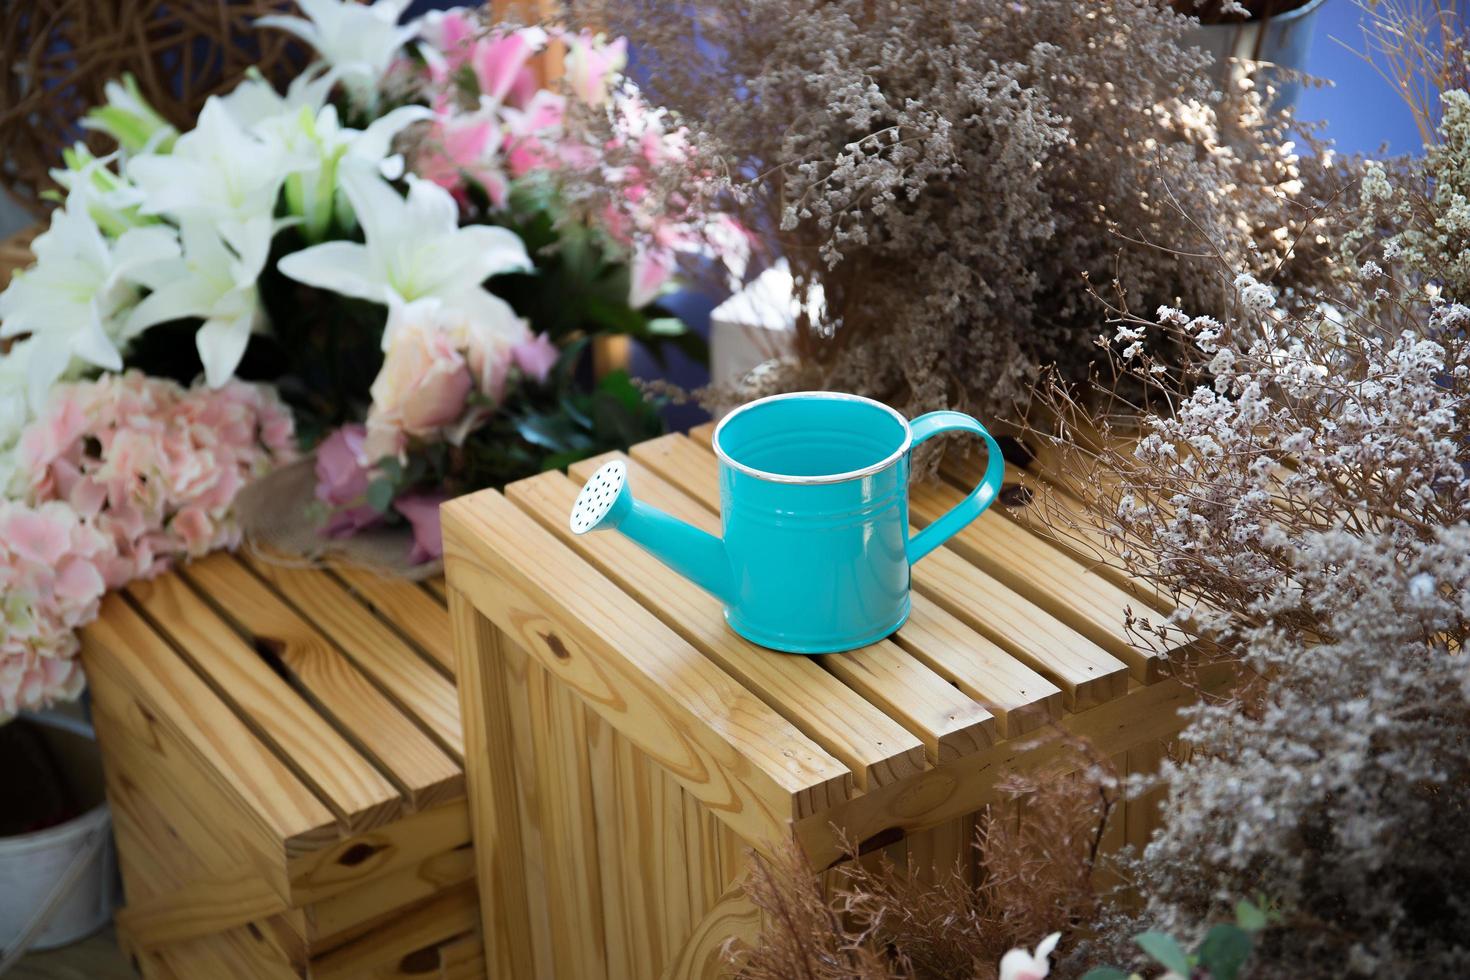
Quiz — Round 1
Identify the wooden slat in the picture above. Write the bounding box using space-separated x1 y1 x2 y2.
634 431 1129 710
309 881 480 980
80 595 337 872
96 703 295 952
125 574 403 832
510 466 927 787
890 594 1062 738
240 557 464 760
913 547 1131 710
181 554 463 811
305 846 475 947
443 488 853 838
942 450 1177 610
525 650 607 979
283 799 471 906
665 879 760 980
595 448 999 763
907 477 1168 683
796 661 1234 868
332 564 457 678
447 592 539 980
586 710 639 978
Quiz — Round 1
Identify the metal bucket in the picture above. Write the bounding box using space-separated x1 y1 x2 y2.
0 712 117 969
1184 0 1329 112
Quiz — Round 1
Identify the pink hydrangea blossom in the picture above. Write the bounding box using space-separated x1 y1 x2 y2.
2 372 296 717
0 501 114 720
19 371 298 587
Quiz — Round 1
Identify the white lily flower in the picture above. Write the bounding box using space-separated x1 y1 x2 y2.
126 220 271 388
278 168 531 346
81 73 178 155
257 0 417 112
0 195 179 409
49 145 153 237
218 65 339 130
128 96 302 264
255 102 432 241
0 338 38 466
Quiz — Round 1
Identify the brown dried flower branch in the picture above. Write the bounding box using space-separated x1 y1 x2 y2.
572 0 1315 474
731 738 1121 980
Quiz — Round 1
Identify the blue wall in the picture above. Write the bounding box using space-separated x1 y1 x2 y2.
1297 0 1426 156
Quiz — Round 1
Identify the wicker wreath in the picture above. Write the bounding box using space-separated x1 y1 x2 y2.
0 1 306 215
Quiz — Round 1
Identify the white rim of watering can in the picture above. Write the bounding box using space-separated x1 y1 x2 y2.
712 390 912 486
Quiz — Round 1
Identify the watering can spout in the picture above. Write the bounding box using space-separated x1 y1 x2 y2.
569 460 734 605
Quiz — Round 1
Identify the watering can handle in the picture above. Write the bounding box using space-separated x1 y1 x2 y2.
905 411 1005 565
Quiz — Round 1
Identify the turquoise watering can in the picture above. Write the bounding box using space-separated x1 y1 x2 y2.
569 391 1005 654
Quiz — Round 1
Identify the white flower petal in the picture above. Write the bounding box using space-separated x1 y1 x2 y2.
277 240 385 303
196 311 255 388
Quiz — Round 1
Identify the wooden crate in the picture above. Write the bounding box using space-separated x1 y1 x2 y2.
78 554 483 979
444 423 1223 979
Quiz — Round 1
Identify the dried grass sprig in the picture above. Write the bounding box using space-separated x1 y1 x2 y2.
730 738 1121 980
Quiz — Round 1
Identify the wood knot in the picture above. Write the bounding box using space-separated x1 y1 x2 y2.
397 947 441 975
337 842 385 867
999 483 1035 508
540 632 571 660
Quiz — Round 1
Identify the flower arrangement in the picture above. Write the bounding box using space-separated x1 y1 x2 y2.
0 0 735 720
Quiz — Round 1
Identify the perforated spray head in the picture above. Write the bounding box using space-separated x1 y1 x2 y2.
570 460 633 534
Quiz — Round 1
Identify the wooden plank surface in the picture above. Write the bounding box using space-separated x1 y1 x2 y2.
914 545 1132 710
907 477 1167 682
181 554 463 811
448 593 541 979
240 555 464 760
510 465 927 789
332 563 456 677
125 573 403 832
443 488 853 837
795 662 1233 868
79 595 336 872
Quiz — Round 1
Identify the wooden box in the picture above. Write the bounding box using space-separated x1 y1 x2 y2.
78 554 483 979
444 423 1226 979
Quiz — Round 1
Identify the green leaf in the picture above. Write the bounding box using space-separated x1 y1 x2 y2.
1079 968 1132 980
365 477 396 514
1235 899 1268 933
1134 932 1192 976
1197 924 1252 980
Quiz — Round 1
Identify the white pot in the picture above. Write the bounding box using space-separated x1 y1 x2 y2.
0 712 117 965
709 260 804 391
1182 0 1329 112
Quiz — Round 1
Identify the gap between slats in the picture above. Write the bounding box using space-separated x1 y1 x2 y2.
119 584 401 835
176 555 463 812
234 554 465 764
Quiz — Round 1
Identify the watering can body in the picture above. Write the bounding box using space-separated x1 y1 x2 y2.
571 392 1005 654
